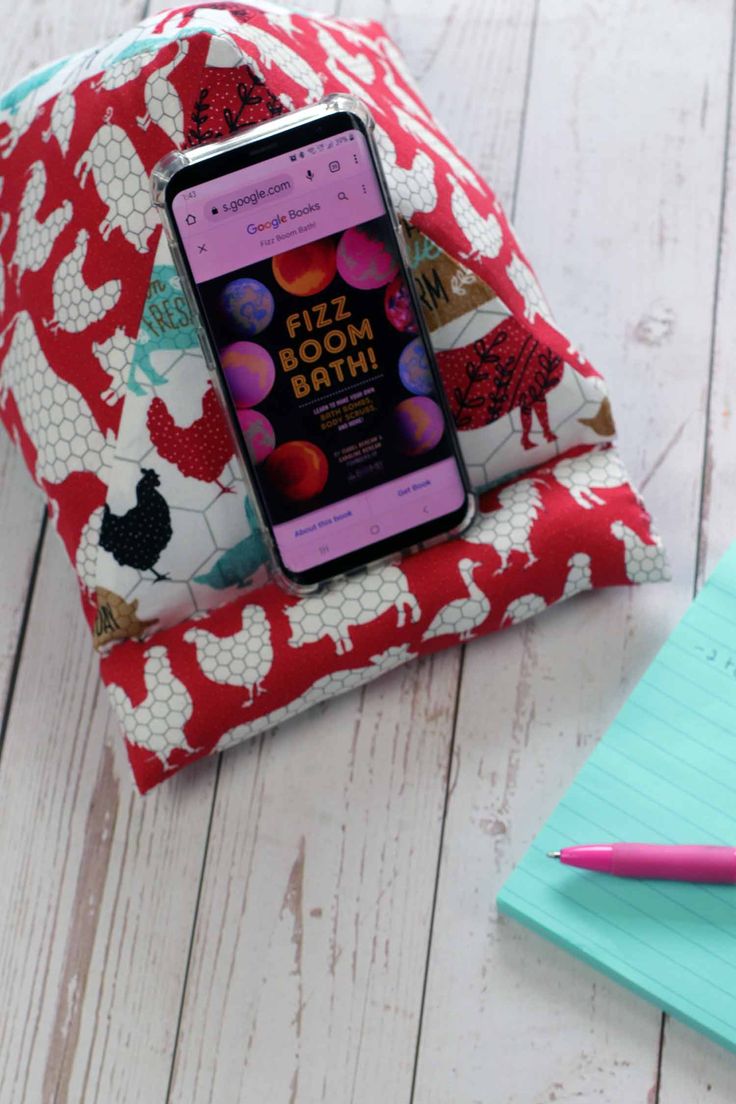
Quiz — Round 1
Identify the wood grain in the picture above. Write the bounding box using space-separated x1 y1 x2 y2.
0 529 220 1104
160 3 536 1101
1 1 735 1101
412 1 736 1101
0 5 217 1104
0 0 143 90
656 6 736 1100
367 0 538 210
0 0 146 729
167 650 462 1104
0 439 43 727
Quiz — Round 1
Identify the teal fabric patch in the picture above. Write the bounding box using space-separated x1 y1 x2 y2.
0 57 68 114
194 500 268 589
130 264 197 395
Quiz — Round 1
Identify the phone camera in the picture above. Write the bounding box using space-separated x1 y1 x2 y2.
211 206 219 216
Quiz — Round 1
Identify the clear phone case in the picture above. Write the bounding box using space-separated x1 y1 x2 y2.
150 94 476 595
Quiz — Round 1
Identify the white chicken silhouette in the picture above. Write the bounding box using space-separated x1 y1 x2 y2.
93 326 138 405
232 22 323 105
287 563 420 655
42 88 76 155
502 552 594 627
320 15 376 50
551 446 626 510
217 644 416 752
611 521 669 584
261 5 301 35
91 49 156 92
184 604 273 703
9 161 73 288
470 477 543 573
109 645 193 760
316 26 378 108
562 552 593 599
506 253 554 326
502 591 547 627
374 35 436 125
44 229 121 334
422 559 489 642
374 125 437 219
0 310 111 484
547 448 627 510
0 54 74 157
74 117 157 253
136 40 188 145
447 173 503 262
394 105 479 188
75 504 104 594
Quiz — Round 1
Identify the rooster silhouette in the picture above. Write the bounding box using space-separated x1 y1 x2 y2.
147 383 235 494
100 468 172 581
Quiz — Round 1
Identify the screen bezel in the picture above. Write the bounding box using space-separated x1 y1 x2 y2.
164 108 473 588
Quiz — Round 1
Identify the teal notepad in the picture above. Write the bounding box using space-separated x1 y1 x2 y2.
498 543 736 1053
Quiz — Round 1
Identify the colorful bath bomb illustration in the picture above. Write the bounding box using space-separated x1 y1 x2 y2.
237 409 276 463
272 238 336 296
219 277 274 337
221 341 275 408
384 275 417 333
393 396 445 456
337 223 400 290
264 440 329 502
398 337 434 396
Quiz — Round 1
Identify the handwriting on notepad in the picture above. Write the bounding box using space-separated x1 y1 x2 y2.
693 641 736 679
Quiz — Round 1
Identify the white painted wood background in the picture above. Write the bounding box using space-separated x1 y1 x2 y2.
0 0 734 1100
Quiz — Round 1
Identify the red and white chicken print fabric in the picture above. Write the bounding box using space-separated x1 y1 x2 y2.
0 2 668 792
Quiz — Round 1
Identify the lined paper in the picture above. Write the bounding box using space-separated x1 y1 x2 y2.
497 544 736 1053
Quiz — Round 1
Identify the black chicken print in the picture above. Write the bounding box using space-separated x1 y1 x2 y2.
100 468 173 581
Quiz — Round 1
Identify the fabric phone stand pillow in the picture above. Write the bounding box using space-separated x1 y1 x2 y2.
0 2 668 792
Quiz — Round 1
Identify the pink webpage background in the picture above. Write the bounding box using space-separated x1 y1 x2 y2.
173 129 385 281
171 128 465 571
273 458 464 572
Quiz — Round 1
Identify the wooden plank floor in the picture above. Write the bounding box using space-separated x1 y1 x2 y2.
1 1 735 1101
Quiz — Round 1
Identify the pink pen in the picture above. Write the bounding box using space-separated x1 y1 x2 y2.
547 843 736 883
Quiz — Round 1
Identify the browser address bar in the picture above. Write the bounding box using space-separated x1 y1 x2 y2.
204 158 369 225
203 173 295 222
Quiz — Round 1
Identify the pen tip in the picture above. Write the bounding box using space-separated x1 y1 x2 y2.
547 851 561 859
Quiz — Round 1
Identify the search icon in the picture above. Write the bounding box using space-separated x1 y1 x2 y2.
337 191 348 201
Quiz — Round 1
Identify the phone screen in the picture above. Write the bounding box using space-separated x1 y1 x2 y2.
170 120 468 581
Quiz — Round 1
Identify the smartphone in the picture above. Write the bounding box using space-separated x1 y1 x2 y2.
152 95 474 591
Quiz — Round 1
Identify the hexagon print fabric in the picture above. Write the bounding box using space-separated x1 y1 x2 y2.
0 3 668 792
93 239 270 642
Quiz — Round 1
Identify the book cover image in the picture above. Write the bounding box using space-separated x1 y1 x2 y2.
200 215 453 529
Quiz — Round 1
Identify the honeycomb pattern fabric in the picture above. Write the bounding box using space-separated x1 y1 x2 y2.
0 2 668 792
105 445 668 793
